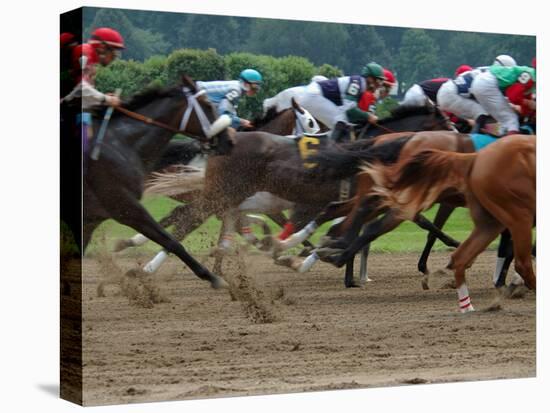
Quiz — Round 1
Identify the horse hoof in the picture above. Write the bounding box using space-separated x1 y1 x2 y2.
113 239 131 252
275 255 302 271
211 276 229 290
345 281 361 288
421 275 430 290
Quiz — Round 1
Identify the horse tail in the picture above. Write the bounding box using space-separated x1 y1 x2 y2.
144 165 205 198
306 135 414 181
363 149 477 220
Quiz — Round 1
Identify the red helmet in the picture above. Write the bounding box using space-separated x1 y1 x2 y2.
455 65 473 77
383 68 396 86
89 27 125 49
71 43 99 71
60 32 77 48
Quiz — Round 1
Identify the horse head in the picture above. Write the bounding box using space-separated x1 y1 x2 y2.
181 74 234 153
291 97 320 134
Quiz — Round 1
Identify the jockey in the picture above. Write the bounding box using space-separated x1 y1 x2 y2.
197 68 263 130
493 54 517 67
400 77 449 108
61 28 125 157
357 68 396 118
455 64 473 77
311 75 329 83
437 66 487 132
63 27 125 109
378 68 397 100
262 62 385 141
470 65 536 135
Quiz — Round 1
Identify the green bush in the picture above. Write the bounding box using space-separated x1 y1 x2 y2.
94 48 350 119
317 63 343 79
165 48 225 84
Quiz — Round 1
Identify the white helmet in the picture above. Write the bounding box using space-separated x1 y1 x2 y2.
493 54 517 67
311 75 328 83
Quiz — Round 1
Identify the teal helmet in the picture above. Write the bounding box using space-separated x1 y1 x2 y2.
361 62 385 80
239 68 263 84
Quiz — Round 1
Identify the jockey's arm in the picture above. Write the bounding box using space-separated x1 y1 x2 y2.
63 80 119 109
218 98 242 129
346 106 378 125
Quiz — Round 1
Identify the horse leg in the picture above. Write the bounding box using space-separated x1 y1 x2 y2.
274 199 355 252
508 220 536 290
416 204 456 276
446 222 503 312
413 213 460 248
344 257 359 288
359 240 371 285
323 211 402 268
323 195 383 250
493 230 513 287
108 193 225 288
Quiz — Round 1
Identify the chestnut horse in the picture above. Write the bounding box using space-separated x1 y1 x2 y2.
365 135 536 312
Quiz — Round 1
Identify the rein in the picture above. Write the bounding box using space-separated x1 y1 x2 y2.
372 122 397 134
113 87 213 142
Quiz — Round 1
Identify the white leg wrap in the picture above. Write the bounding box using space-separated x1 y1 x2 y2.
143 250 168 273
130 233 149 247
457 283 475 313
220 234 233 250
493 257 506 285
279 221 318 251
299 251 320 273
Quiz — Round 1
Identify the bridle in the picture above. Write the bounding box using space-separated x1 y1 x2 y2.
113 87 218 142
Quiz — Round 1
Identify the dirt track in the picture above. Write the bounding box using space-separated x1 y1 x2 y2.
81 250 535 406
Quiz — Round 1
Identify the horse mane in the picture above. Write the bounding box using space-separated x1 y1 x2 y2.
363 149 476 220
305 135 414 181
122 85 182 112
379 105 439 123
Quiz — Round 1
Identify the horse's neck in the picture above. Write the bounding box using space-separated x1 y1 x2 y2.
109 102 183 169
258 111 294 135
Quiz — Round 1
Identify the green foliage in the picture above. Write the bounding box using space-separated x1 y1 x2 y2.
95 55 168 97
87 8 169 61
165 48 226 84
396 29 442 89
317 64 343 79
375 97 399 119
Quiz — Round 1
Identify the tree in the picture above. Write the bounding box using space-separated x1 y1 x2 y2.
86 8 169 61
247 19 350 70
396 29 442 89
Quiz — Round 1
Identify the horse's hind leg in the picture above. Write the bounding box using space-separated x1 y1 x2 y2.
493 230 513 287
508 219 536 290
107 192 225 289
416 204 456 276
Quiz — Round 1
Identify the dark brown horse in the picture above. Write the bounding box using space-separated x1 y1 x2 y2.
83 75 232 289
364 135 536 312
138 106 454 274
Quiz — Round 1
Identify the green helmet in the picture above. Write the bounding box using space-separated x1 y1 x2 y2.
362 62 385 79
239 68 263 84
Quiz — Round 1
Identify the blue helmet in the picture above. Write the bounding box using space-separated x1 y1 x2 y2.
239 68 263 84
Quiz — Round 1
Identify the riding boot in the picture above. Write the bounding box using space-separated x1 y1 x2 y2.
330 121 350 143
471 114 489 134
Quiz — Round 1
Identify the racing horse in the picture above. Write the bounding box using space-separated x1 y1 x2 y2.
363 135 536 311
114 98 321 263
83 75 232 289
137 105 455 275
